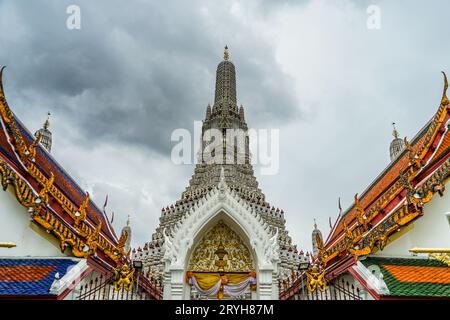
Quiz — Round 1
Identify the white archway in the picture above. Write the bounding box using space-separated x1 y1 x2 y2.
162 175 280 300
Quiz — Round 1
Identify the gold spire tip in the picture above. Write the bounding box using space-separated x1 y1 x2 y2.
43 112 51 130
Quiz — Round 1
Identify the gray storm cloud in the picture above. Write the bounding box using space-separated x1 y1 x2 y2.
1 0 449 249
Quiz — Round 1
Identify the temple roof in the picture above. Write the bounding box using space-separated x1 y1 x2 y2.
15 117 117 243
322 72 450 268
0 258 80 296
0 66 125 269
361 257 450 298
327 119 431 244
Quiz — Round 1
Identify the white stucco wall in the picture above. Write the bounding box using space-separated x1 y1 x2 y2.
374 190 450 257
0 186 63 257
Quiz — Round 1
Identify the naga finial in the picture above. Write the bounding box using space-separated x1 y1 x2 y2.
441 71 449 106
28 131 42 160
75 191 90 226
224 45 229 61
0 66 5 95
38 172 54 205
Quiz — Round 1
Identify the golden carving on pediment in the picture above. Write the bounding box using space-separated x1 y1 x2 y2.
188 220 253 272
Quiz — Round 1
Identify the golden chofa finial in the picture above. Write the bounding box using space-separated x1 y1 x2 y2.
43 112 51 130
441 71 449 106
0 66 5 95
224 45 229 61
392 122 400 139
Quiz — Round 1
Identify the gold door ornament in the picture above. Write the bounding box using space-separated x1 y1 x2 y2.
188 220 253 272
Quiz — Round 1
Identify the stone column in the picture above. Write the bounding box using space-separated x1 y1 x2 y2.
163 271 171 300
272 270 279 300
168 268 185 300
258 268 275 300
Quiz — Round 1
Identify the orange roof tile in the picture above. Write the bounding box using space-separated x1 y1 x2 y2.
0 266 55 282
384 265 450 284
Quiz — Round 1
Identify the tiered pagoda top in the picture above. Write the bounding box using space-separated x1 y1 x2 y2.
214 46 237 105
181 47 264 201
137 48 301 282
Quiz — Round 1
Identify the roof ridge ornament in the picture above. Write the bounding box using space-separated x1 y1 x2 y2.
354 193 369 231
0 66 12 125
27 132 42 161
441 71 449 106
74 191 90 226
37 172 54 205
0 66 5 95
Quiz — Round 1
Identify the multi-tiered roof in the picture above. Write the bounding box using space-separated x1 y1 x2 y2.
0 66 124 270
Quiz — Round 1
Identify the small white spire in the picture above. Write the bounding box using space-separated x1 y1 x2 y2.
218 166 227 194
224 45 229 61
392 122 399 139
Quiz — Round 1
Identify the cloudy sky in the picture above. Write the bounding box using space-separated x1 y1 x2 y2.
1 0 449 250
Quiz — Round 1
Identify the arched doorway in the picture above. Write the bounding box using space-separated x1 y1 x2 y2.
186 220 257 300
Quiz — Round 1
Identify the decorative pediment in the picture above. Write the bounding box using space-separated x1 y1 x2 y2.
162 170 279 271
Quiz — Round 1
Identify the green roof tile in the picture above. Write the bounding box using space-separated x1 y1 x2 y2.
361 257 450 298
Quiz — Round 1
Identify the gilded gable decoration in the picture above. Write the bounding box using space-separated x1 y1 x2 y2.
188 220 254 273
74 192 90 226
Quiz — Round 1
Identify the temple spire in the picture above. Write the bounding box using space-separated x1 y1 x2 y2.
311 219 323 257
43 112 50 130
183 47 259 200
120 214 132 253
34 112 52 153
214 45 237 104
390 122 405 162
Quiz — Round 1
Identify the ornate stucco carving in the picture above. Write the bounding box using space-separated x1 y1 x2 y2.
187 220 254 272
162 179 279 272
